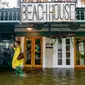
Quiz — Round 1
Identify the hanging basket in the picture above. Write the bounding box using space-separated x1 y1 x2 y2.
34 23 44 30
69 22 80 30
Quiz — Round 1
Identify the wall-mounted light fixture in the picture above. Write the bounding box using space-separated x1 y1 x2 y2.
26 24 34 31
27 27 32 31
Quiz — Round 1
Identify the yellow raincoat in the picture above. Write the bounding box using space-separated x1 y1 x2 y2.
12 46 24 69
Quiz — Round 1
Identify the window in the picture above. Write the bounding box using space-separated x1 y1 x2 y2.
66 39 70 65
76 9 85 20
58 39 62 65
76 38 85 66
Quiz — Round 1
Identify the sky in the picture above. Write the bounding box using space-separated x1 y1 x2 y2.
8 0 17 8
0 0 18 8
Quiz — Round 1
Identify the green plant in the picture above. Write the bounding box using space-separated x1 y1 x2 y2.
82 54 85 58
76 51 82 58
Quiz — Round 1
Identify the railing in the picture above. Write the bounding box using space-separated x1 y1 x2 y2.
0 8 20 23
76 8 85 22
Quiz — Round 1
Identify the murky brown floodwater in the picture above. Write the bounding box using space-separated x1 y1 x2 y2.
0 68 85 85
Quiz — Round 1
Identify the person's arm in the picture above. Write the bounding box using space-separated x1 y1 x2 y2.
11 45 15 50
13 47 16 50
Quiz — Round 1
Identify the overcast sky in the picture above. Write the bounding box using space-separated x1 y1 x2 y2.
0 0 18 8
8 0 17 8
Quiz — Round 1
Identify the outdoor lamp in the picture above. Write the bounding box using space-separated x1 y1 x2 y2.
27 27 32 31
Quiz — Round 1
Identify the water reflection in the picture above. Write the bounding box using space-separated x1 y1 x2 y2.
1 68 85 85
53 68 75 85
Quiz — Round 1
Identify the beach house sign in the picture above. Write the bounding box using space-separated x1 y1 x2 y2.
21 2 75 23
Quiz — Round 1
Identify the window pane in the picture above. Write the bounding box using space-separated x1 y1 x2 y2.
35 39 41 44
76 39 80 51
66 45 70 51
66 39 70 44
66 39 70 65
66 59 70 65
81 11 84 20
58 51 62 58
58 39 62 64
58 59 62 65
35 44 41 51
76 51 82 58
35 38 41 65
35 52 41 65
76 59 80 65
66 52 70 58
80 59 84 65
25 39 32 64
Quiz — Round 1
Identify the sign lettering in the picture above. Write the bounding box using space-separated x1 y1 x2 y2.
21 3 75 23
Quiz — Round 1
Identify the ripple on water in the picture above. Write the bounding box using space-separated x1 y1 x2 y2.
1 68 85 85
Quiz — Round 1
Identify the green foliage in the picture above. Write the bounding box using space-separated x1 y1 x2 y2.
76 51 82 58
82 54 85 58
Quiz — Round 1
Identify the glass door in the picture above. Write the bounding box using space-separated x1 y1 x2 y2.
34 38 42 66
25 38 32 67
24 37 42 68
58 38 62 65
66 39 70 65
75 37 85 68
56 38 74 68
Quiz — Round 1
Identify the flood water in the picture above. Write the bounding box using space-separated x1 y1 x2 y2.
0 68 85 85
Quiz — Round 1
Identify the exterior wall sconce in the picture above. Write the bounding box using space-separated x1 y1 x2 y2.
26 23 44 30
27 27 32 31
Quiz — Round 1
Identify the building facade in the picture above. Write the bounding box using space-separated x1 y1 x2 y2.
0 0 85 68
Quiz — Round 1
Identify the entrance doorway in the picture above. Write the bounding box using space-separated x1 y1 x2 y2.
53 38 74 68
75 37 85 68
24 37 43 68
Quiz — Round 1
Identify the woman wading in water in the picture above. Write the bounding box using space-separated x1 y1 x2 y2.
12 41 26 77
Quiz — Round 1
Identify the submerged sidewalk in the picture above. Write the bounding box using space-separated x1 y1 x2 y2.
0 68 85 85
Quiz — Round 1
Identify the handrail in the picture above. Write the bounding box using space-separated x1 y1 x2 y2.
0 8 20 23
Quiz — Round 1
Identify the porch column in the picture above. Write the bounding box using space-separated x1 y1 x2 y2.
53 39 58 68
70 37 74 68
20 37 24 53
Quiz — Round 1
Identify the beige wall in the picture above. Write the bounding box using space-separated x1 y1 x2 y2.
45 38 53 68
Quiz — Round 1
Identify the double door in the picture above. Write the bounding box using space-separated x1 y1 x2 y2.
53 38 74 68
24 37 42 68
